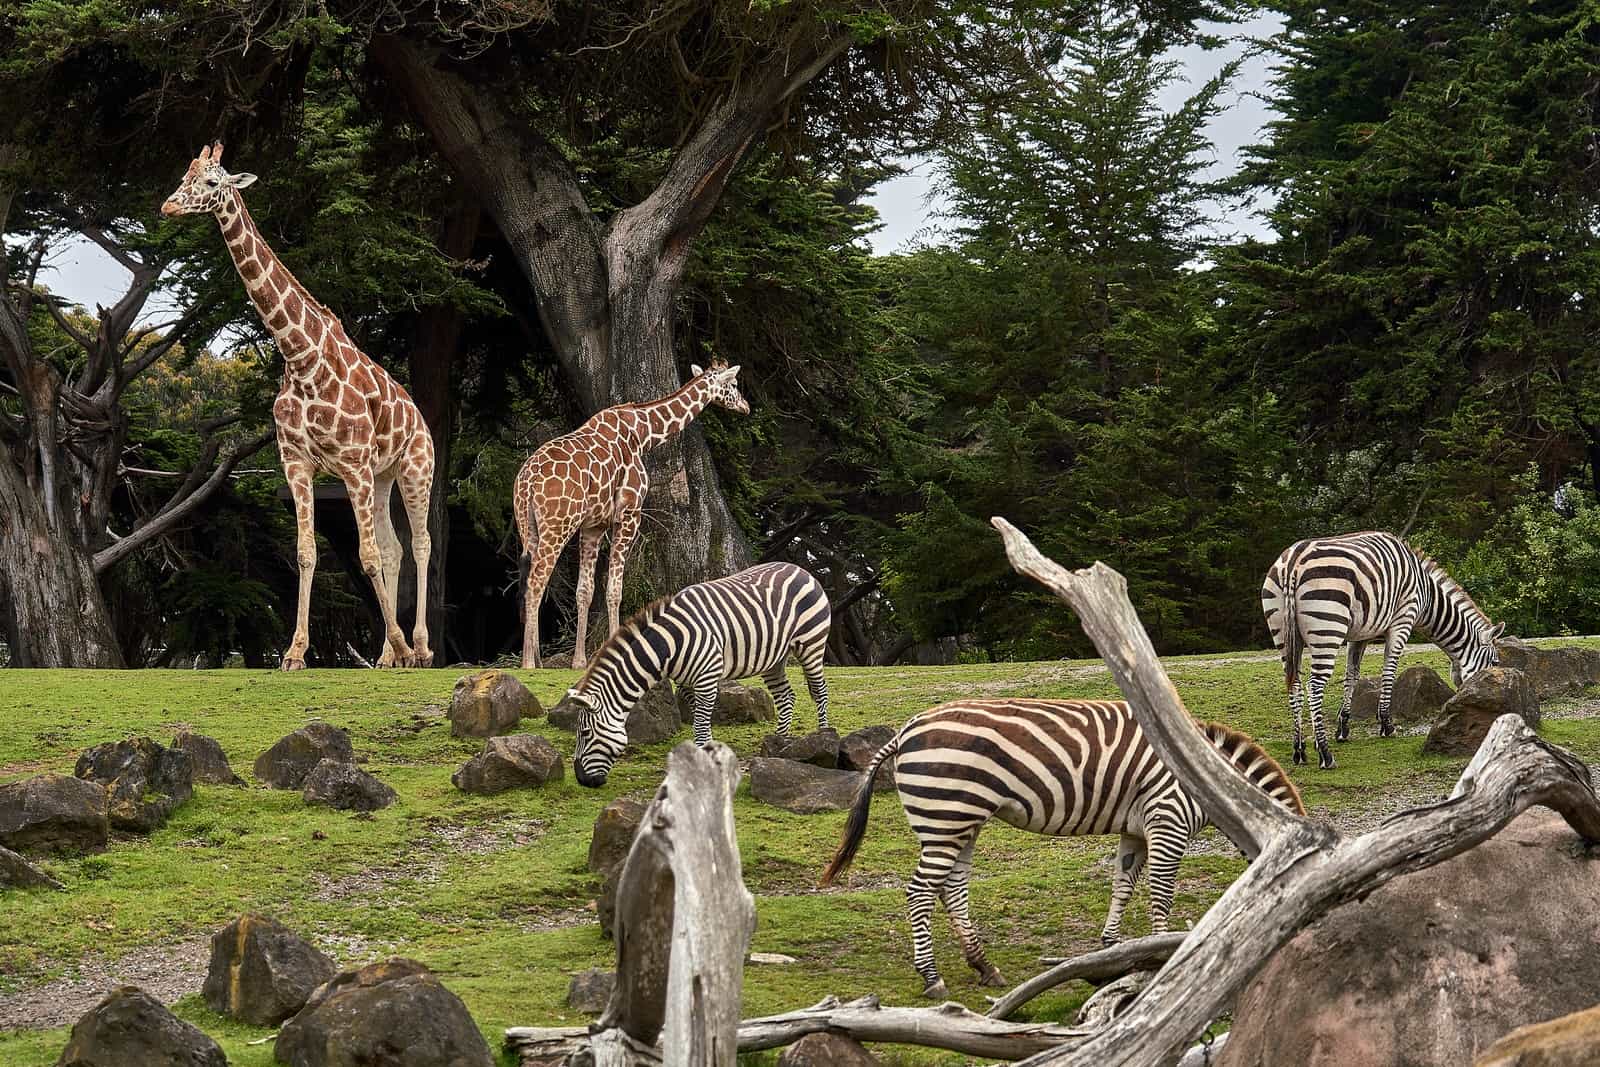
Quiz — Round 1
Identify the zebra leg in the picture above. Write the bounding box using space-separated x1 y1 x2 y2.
907 824 982 999
1336 640 1367 743
797 640 830 733
1378 615 1416 739
1306 651 1339 770
1100 833 1147 946
1144 821 1191 934
941 836 1003 987
690 676 718 748
761 664 797 736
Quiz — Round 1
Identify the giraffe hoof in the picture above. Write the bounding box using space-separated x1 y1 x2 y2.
410 650 434 668
279 657 306 672
376 652 398 669
921 980 949 1000
978 965 1006 987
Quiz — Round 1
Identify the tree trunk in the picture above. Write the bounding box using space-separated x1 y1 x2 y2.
0 458 122 667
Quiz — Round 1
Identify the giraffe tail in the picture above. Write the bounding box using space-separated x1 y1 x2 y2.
819 731 900 887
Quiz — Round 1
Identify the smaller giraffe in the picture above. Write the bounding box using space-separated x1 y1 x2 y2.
162 143 436 670
513 361 749 669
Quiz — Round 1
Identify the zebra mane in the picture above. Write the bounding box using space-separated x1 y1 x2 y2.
1412 548 1492 628
574 593 675 690
1200 721 1306 816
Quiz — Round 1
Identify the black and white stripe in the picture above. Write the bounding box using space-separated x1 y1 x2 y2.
1262 530 1503 769
558 562 831 787
819 698 1302 998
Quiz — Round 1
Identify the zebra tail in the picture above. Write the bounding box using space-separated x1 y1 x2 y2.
818 733 900 887
1282 573 1302 690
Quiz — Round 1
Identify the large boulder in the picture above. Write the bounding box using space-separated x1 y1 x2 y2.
548 682 681 744
778 1033 880 1066
1219 810 1600 1067
54 986 226 1067
1422 667 1540 757
275 958 494 1067
448 670 541 738
302 759 397 812
838 725 899 791
674 681 777 726
588 797 647 938
1343 668 1453 729
748 758 865 813
75 737 194 833
0 843 62 889
758 728 841 768
254 723 354 789
1476 1001 1600 1066
202 913 337 1026
172 732 243 786
450 735 564 795
0 774 109 855
1496 639 1600 699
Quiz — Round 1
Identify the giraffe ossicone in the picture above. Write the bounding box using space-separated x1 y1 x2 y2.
513 360 750 670
162 141 437 671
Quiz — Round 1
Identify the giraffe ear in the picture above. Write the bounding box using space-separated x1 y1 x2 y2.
225 172 258 189
690 364 704 377
727 364 742 378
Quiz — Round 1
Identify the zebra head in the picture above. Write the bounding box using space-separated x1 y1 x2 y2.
691 359 749 415
563 688 626 788
1451 621 1505 687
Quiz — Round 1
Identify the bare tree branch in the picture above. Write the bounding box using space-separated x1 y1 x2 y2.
986 932 1187 1021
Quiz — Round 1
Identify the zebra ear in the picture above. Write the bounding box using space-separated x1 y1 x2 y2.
1488 621 1506 640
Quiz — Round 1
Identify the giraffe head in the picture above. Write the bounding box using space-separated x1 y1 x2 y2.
160 142 257 217
690 359 749 415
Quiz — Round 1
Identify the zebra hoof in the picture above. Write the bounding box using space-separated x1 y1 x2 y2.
1292 743 1308 765
978 965 1006 987
922 979 949 1000
1378 722 1395 738
1318 752 1337 770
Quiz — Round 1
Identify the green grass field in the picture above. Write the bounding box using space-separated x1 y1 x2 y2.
2 643 1598 1066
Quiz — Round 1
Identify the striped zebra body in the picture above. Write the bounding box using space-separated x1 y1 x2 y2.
1262 531 1502 769
819 698 1302 998
557 562 831 787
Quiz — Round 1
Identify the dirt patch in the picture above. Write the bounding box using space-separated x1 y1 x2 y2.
0 935 210 1031
313 816 547 903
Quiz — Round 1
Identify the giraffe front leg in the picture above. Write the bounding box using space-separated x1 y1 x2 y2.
399 450 434 668
571 527 603 671
346 472 413 666
602 508 642 650
282 459 317 671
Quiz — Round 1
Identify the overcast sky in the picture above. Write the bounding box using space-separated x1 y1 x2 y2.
43 11 1283 316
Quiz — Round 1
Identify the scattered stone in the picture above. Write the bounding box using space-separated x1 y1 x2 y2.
53 986 226 1067
172 731 243 786
1422 667 1540 757
0 774 109 855
448 670 541 738
0 844 62 890
778 1032 880 1067
254 723 354 789
674 681 777 726
590 798 647 939
450 735 564 795
75 737 194 833
1390 666 1456 724
748 952 799 965
1219 810 1600 1067
839 725 898 791
302 759 397 812
758 728 841 768
626 681 682 744
202 913 337 1026
748 758 865 813
1476 1000 1600 1066
275 958 494 1067
565 969 614 1014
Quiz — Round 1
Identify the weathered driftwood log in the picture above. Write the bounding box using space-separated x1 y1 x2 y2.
989 516 1600 1067
590 741 755 1067
508 995 1093 1061
987 932 1187 1021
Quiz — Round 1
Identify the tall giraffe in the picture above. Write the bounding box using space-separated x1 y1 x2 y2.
161 143 435 670
514 361 749 669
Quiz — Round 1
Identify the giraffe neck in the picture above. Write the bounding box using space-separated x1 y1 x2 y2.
636 378 715 447
213 190 334 385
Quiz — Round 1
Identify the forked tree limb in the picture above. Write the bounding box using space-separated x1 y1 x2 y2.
989 516 1600 1067
986 932 1187 1021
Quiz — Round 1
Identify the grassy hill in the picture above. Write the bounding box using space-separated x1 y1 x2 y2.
2 643 1598 1066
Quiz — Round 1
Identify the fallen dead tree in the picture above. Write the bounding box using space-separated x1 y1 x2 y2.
986 932 1187 1021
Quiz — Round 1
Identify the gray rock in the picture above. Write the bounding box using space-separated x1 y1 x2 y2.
302 759 396 812
758 728 841 768
275 958 494 1067
172 731 243 785
839 725 898 791
1422 667 1540 757
778 1033 880 1066
75 737 194 833
448 670 541 738
254 723 354 789
1220 810 1600 1067
0 774 109 856
1476 1001 1600 1067
565 969 614 1014
748 757 865 813
674 681 777 726
450 735 564 795
0 844 62 890
1348 677 1380 726
627 681 682 744
588 798 647 939
1495 640 1600 700
202 913 337 1026
1391 666 1456 724
54 986 226 1067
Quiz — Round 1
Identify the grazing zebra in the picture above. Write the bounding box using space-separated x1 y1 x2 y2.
553 562 831 787
818 698 1302 998
1262 531 1503 770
